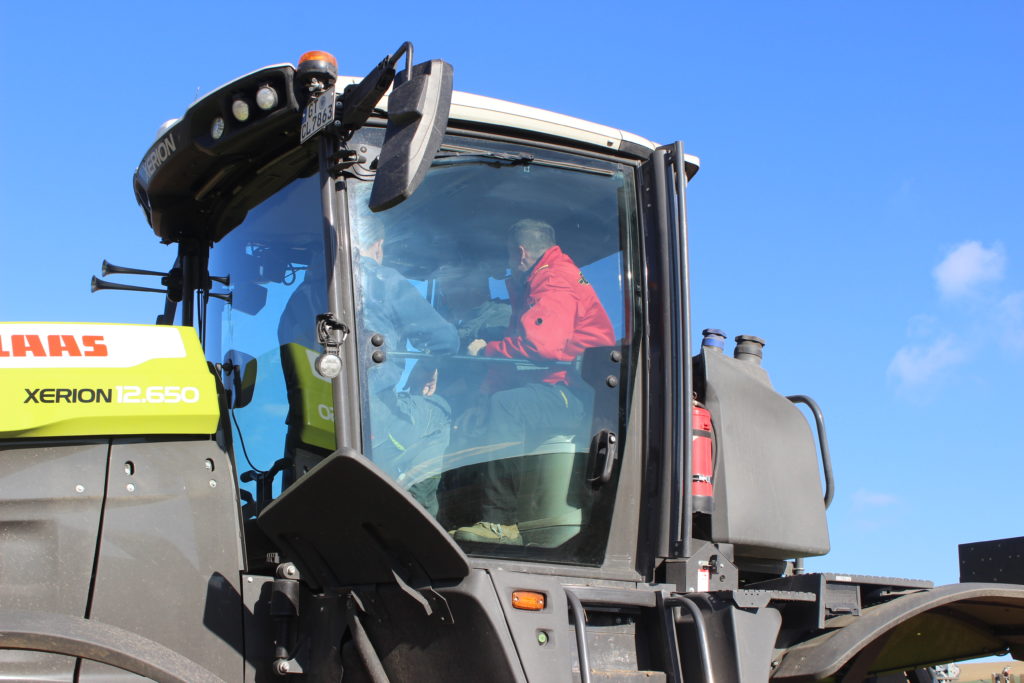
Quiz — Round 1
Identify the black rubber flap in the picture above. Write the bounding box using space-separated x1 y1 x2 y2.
258 449 469 588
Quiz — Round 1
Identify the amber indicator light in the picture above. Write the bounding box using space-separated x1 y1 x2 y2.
512 591 546 611
298 50 338 68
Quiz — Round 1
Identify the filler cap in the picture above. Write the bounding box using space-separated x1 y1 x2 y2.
701 328 727 352
733 335 766 365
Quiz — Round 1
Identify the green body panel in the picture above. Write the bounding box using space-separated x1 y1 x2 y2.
0 323 219 438
281 342 336 451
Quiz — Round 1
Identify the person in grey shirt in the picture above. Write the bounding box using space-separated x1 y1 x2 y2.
355 220 459 515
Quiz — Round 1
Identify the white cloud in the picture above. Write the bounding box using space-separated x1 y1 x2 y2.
933 241 1006 298
887 334 967 387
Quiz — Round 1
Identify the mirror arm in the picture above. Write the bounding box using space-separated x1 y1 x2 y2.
388 41 413 73
335 42 414 137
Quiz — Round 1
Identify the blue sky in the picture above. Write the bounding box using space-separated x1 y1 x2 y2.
2 2 1022 588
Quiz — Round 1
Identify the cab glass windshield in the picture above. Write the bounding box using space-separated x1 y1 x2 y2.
346 135 638 565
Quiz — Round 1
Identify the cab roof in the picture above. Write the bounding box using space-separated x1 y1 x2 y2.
136 63 698 244
334 75 699 168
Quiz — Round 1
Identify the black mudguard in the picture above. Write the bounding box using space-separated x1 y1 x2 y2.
774 583 1024 680
0 609 224 683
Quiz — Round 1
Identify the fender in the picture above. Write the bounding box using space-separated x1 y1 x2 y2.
774 583 1024 680
0 610 224 683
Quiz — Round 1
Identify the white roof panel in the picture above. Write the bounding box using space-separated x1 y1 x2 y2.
333 76 699 171
336 76 658 153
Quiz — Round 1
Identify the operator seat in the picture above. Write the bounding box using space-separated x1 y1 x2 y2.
514 341 623 547
515 434 585 546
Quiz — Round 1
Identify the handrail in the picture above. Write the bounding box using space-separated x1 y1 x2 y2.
787 394 834 508
564 588 592 683
389 350 572 369
567 588 712 683
668 143 695 559
346 599 390 683
663 594 715 683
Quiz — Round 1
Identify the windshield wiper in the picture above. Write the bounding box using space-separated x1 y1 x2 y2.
432 150 535 166
434 146 614 176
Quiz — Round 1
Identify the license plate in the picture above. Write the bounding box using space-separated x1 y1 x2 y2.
300 86 336 143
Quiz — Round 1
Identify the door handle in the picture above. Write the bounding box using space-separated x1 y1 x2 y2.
588 430 618 486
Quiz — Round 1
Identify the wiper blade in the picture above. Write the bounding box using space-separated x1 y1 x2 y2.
432 146 614 176
432 150 534 166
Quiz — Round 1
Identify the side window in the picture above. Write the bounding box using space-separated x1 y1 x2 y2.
206 175 329 505
347 143 637 565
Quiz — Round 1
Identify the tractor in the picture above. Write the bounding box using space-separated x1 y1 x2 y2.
3 43 1024 682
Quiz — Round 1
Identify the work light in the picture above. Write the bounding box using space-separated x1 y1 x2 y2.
256 85 278 111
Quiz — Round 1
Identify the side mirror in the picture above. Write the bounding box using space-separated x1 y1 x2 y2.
231 282 268 316
229 282 268 317
369 59 453 212
223 350 258 409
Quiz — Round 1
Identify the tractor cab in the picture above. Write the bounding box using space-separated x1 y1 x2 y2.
202 125 639 567
116 45 659 574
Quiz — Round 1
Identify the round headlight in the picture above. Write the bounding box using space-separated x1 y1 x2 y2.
256 85 279 111
231 99 250 122
211 117 225 140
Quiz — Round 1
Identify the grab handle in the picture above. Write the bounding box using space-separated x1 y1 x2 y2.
787 394 834 509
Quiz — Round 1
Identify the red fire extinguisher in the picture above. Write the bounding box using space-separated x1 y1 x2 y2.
692 401 714 513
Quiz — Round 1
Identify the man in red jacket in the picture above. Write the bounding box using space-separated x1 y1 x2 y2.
454 219 615 545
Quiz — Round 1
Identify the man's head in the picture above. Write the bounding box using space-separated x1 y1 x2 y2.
435 262 493 314
507 219 556 273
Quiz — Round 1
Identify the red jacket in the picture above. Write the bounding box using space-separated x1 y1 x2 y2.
485 246 615 385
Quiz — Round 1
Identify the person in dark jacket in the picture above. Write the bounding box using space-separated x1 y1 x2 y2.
420 262 511 420
453 219 615 544
355 219 459 515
